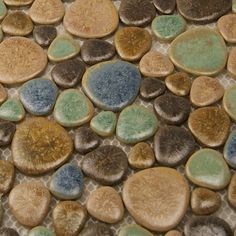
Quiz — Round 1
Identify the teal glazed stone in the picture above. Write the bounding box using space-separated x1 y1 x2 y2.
169 28 227 76
0 0 7 20
19 78 58 116
0 99 25 122
90 111 117 137
223 84 236 122
116 105 158 144
82 60 142 111
28 226 55 236
49 163 84 200
224 130 236 169
152 15 186 41
118 224 153 236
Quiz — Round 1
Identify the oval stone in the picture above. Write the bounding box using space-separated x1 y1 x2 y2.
12 117 73 175
228 173 236 208
118 225 153 236
169 28 227 76
0 83 7 105
80 223 114 236
123 167 189 232
227 47 236 78
0 228 19 236
0 0 7 21
0 160 14 194
223 84 236 121
186 149 231 190
224 130 236 168
153 0 176 14
82 61 142 111
29 226 55 236
0 121 15 146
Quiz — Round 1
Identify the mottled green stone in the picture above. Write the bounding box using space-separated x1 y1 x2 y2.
233 0 236 13
116 105 158 144
223 84 236 122
152 15 186 41
118 224 153 236
0 99 25 122
54 89 94 127
90 111 117 137
169 28 227 76
186 149 231 190
28 226 55 236
0 0 7 20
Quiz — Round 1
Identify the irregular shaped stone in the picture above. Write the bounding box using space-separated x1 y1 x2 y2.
29 226 55 236
90 111 117 137
154 94 190 125
190 76 224 107
0 160 14 194
115 27 152 61
223 84 236 121
228 47 236 78
53 89 94 127
116 105 158 144
80 223 114 236
9 182 51 227
53 201 87 236
82 61 141 111
12 117 73 175
186 149 231 190
0 0 7 20
0 121 15 146
139 51 174 77
165 231 182 236
154 126 195 167
224 130 236 168
153 0 176 14
64 0 119 38
169 28 227 76
19 78 58 116
0 84 7 105
123 167 189 232
228 173 236 208
0 228 19 236
0 37 47 84
188 107 230 147
86 186 124 224
4 0 33 6
118 224 153 236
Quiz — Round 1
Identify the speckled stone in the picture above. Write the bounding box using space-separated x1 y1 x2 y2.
123 167 189 232
86 186 124 224
190 76 224 107
186 149 231 190
53 201 87 236
115 27 152 61
228 173 236 208
165 231 182 236
82 61 142 111
188 107 230 147
0 37 47 84
224 130 236 168
64 0 119 38
153 0 176 14
0 121 15 146
154 126 195 167
118 225 153 236
80 223 114 236
29 226 55 236
227 47 236 78
9 182 51 227
19 78 58 116
12 117 73 175
0 0 7 20
53 89 94 127
139 51 174 77
223 84 236 121
90 111 117 137
81 145 128 185
0 84 7 105
165 72 191 96
0 160 14 194
119 0 156 27
116 105 158 144
0 228 19 236
81 39 116 65
169 28 227 76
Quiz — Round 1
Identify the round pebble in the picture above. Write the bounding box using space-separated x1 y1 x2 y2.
4 0 33 6
224 130 236 168
0 0 7 20
0 228 19 236
165 231 182 236
0 121 15 146
29 226 55 236
223 84 236 121
0 160 14 194
0 83 7 105
80 223 114 236
12 117 73 175
153 0 176 14
118 224 153 236
228 47 236 78
228 173 236 208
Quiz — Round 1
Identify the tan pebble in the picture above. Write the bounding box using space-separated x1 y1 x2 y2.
0 83 7 105
0 160 14 194
165 230 182 236
228 173 236 208
4 0 33 6
228 47 236 78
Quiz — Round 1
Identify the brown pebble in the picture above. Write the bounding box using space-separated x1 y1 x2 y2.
0 121 15 146
154 0 176 14
0 160 14 194
0 83 7 105
4 0 33 6
165 230 182 236
228 173 236 208
227 47 236 78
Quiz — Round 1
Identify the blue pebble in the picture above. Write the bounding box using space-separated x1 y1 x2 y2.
49 163 84 200
224 130 236 168
19 78 58 116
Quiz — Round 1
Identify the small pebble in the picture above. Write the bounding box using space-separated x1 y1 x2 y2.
153 0 176 14
0 160 14 194
0 84 7 105
165 231 182 236
80 223 114 236
0 228 19 236
228 47 236 78
223 84 236 121
118 224 153 236
4 0 33 6
28 226 55 236
228 173 236 208
0 0 7 20
0 121 15 146
224 130 236 168
86 186 124 224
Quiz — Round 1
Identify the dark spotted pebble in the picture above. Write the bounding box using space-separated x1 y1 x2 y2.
153 0 176 14
0 121 16 146
80 223 114 236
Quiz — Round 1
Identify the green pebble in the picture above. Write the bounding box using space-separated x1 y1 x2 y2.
151 15 186 41
54 89 94 127
223 84 236 122
118 224 153 236
90 111 117 137
186 148 231 190
48 35 80 62
0 98 25 122
116 105 158 144
28 226 55 236
0 0 7 21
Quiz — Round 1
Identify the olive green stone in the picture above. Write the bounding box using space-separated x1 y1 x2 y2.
233 0 236 13
90 111 117 137
0 0 7 21
54 89 94 127
118 224 153 236
186 149 231 190
28 226 55 236
116 105 158 144
169 28 227 76
223 84 236 122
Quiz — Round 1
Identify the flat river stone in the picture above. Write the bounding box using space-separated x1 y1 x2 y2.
123 167 189 232
0 0 7 20
224 130 236 168
12 117 73 175
119 225 153 236
82 60 141 111
29 226 55 236
223 84 236 121
0 121 15 146
0 160 14 194
227 47 236 78
169 28 227 76
80 223 114 236
153 0 176 14
228 173 236 208
0 228 19 236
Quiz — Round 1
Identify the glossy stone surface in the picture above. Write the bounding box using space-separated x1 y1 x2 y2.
0 228 19 236
139 51 174 77
81 145 128 185
54 89 94 127
154 126 195 167
0 0 7 20
29 226 55 236
116 105 158 144
227 47 236 78
0 37 47 84
0 84 7 105
223 84 236 121
123 167 189 232
188 107 230 147
0 121 15 146
9 182 51 227
118 224 153 236
86 186 124 224
82 61 141 111
80 223 114 236
115 27 152 61
64 0 119 38
165 231 182 236
224 130 236 168
0 160 14 194
20 78 58 116
186 149 231 190
153 0 175 14
12 117 73 175
228 173 236 208
169 28 227 76
4 0 33 6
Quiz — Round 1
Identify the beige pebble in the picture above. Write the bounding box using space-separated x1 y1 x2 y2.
4 0 33 6
165 230 182 236
0 160 14 194
0 83 7 105
228 173 236 208
228 47 236 78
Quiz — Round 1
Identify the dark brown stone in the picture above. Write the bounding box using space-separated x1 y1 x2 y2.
0 228 20 236
153 0 176 14
80 223 114 236
0 121 16 146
